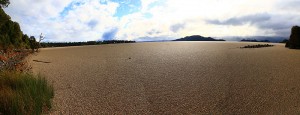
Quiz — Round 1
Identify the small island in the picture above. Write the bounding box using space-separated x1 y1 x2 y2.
173 35 225 41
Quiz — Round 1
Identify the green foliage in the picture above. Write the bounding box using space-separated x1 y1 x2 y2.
0 34 11 50
0 2 54 114
29 36 38 51
0 7 10 27
21 34 30 49
0 71 54 115
0 20 23 50
0 0 10 8
0 7 35 52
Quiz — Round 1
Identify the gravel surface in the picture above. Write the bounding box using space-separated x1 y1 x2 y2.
31 42 300 114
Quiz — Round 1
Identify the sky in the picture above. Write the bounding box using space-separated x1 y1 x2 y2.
4 0 300 42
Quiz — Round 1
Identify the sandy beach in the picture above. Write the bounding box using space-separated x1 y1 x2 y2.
30 42 300 114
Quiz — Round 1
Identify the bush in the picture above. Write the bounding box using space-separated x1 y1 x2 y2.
0 71 54 115
286 26 300 49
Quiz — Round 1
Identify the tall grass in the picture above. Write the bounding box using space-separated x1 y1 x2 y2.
0 71 54 115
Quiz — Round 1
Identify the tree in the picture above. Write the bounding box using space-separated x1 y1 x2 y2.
22 34 30 49
35 33 45 52
0 0 34 52
29 36 37 52
0 21 23 48
10 22 23 48
0 34 11 51
0 0 10 8
0 8 10 24
0 8 10 27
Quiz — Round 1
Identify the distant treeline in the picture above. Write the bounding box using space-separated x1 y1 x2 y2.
280 39 289 43
240 39 271 42
40 40 136 48
0 8 38 52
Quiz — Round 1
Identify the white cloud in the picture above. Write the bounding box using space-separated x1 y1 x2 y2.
3 0 300 41
5 0 120 42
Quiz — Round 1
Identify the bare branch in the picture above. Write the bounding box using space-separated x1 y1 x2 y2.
39 33 45 42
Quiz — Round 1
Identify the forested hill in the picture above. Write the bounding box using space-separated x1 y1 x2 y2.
173 35 225 41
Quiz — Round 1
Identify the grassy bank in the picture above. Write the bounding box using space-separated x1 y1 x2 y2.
0 71 54 115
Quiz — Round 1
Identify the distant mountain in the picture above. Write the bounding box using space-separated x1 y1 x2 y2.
173 35 225 41
217 36 287 43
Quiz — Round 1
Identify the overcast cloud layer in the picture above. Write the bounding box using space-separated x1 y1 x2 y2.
4 0 300 41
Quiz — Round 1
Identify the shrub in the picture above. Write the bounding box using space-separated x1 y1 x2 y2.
0 71 54 115
286 26 300 49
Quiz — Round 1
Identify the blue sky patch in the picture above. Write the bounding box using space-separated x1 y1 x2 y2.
147 0 165 10
99 0 108 4
111 0 142 18
60 1 84 17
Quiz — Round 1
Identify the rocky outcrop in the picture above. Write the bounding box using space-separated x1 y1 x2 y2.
240 44 274 49
286 26 300 49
